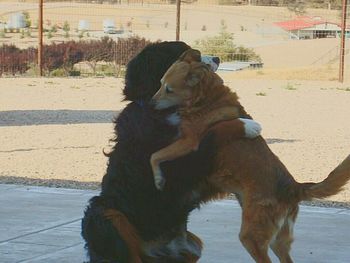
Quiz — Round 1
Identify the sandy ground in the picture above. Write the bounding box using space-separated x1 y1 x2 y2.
0 76 350 204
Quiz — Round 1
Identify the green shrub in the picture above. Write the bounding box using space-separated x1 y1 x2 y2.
117 66 126 78
194 26 261 62
69 70 81 76
23 11 31 28
95 63 117 77
25 29 31 37
51 25 58 33
47 30 53 39
0 29 5 38
233 46 261 62
26 63 39 76
50 68 67 77
63 21 70 38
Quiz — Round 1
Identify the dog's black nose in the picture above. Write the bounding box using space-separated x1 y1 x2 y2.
213 56 220 65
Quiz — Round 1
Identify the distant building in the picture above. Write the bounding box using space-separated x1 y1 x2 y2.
274 16 350 40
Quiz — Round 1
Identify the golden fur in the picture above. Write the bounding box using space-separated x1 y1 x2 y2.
151 49 249 190
152 49 350 263
204 133 350 263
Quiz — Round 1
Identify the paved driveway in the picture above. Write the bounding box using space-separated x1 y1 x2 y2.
1 184 349 263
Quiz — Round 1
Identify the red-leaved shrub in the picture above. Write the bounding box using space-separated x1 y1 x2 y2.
0 36 153 76
0 44 36 76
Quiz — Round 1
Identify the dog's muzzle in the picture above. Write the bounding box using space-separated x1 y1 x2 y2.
201 55 220 72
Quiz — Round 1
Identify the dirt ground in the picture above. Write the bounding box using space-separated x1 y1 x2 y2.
0 76 350 204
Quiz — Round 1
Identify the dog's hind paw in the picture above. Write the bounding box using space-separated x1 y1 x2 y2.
240 118 262 138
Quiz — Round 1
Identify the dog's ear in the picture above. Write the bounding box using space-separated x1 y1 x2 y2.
179 49 201 64
186 73 201 87
185 63 210 87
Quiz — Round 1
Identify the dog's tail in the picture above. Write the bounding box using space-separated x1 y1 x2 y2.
299 155 350 200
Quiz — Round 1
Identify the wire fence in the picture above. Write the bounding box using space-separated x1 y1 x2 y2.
0 0 349 81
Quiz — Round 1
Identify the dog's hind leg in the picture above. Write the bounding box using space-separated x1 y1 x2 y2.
270 225 294 263
270 207 298 263
239 205 276 263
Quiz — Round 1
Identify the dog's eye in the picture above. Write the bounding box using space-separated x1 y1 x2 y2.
165 84 173 93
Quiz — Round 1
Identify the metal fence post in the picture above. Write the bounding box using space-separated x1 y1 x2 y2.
339 0 348 83
38 0 43 76
176 0 181 41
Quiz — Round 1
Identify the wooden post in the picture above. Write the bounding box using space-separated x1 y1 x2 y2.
38 0 43 76
339 0 348 83
176 0 181 41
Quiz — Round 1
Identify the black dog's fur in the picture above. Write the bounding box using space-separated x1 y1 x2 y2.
81 42 217 262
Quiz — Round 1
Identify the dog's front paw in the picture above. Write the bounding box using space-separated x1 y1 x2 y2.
154 170 166 191
239 118 262 138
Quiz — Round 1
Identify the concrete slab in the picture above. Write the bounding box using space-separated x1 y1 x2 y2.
1 184 349 263
0 185 93 263
190 200 350 263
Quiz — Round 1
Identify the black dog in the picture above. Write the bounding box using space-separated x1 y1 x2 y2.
81 42 220 262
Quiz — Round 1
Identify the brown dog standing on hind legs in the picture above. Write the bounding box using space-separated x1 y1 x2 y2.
151 49 261 190
151 49 350 263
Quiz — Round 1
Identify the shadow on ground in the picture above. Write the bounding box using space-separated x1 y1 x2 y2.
1 110 299 144
0 110 118 126
0 176 100 190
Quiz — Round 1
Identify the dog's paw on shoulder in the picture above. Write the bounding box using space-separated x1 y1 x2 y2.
239 118 262 139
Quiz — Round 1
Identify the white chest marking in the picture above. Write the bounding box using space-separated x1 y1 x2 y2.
167 112 181 126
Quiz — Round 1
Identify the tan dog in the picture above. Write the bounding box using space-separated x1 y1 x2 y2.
152 49 350 263
151 49 261 190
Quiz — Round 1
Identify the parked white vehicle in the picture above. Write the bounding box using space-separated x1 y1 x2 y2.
103 19 120 34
